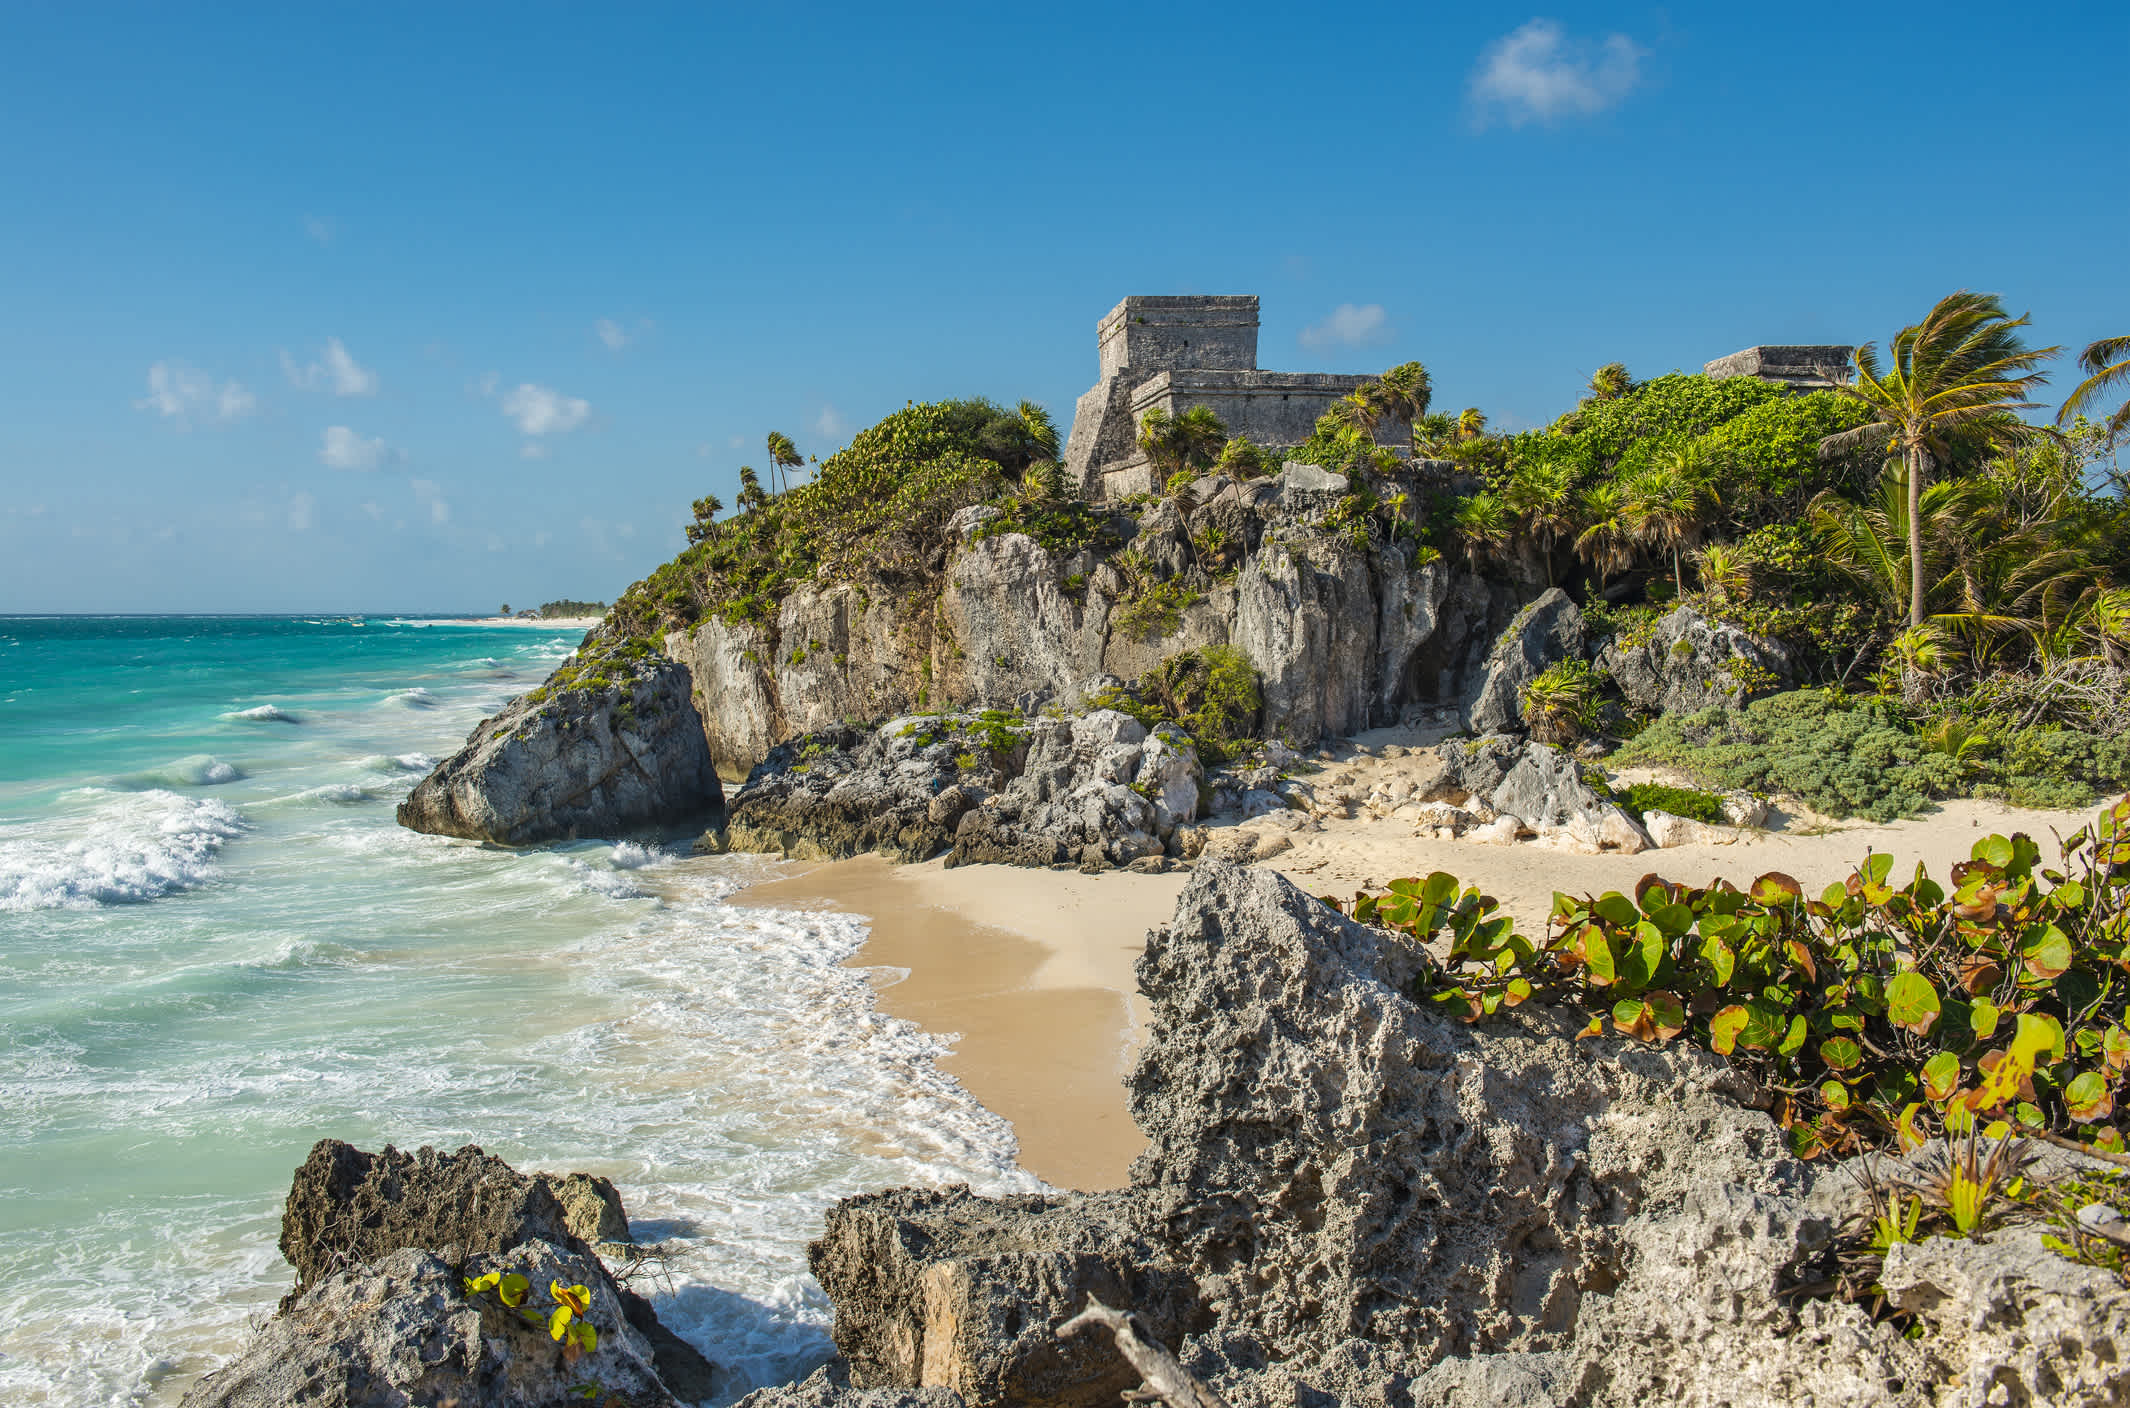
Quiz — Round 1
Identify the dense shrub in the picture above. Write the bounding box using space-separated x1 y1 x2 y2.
1617 781 1728 825
1090 645 1263 764
1325 794 2130 1160
1519 658 1605 744
1611 691 1962 822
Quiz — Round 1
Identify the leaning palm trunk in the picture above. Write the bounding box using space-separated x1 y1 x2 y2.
1907 446 1929 628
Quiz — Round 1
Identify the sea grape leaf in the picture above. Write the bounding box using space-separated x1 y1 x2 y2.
2066 1070 2115 1123
1921 1050 1961 1101
1885 972 1942 1036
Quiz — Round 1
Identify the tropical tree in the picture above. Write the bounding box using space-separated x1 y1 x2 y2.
1374 361 1433 455
685 493 725 543
1624 448 1718 596
765 431 803 494
737 465 768 513
1586 363 1634 402
1324 390 1382 437
1213 436 1272 480
1137 404 1228 479
1818 290 2058 627
1502 459 1579 583
1571 482 1637 585
2060 334 2130 445
1017 459 1067 507
1457 407 1488 441
1453 492 1510 570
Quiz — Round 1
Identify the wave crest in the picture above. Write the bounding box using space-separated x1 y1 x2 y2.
0 790 246 910
223 704 299 724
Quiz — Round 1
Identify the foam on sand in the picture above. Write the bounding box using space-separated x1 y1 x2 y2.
0 789 246 910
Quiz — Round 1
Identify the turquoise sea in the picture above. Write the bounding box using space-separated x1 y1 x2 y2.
0 616 1033 1405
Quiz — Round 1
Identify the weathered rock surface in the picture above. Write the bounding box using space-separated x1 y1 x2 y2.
1427 735 1650 852
398 638 724 845
1642 808 1745 847
1459 586 1587 734
796 865 2130 1407
1599 604 1793 718
267 1139 718 1404
727 710 1204 871
182 1242 680 1408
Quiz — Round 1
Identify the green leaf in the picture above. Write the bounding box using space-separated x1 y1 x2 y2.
1594 892 1639 928
2021 924 2073 981
1975 834 2014 868
1970 999 2001 1042
1580 926 1618 987
1885 971 1942 1036
1709 1005 1748 1055
1921 1050 1961 1101
1817 1036 1863 1071
1645 901 1694 939
1697 934 1736 986
1618 921 1667 990
1779 1014 1808 1058
1750 872 1804 906
2065 1070 2115 1123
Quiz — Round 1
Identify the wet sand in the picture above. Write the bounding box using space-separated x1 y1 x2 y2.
736 856 1186 1192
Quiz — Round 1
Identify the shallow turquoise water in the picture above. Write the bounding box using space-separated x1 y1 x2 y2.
0 616 1032 1404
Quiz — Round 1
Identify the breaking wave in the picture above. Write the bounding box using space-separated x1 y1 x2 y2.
0 790 246 911
222 704 299 724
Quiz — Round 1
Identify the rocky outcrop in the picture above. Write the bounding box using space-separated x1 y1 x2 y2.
182 1242 681 1408
1458 585 1587 733
398 638 724 845
650 465 1514 779
1599 603 1793 717
795 865 2129 1407
726 710 1203 871
229 1139 720 1406
1428 735 1651 852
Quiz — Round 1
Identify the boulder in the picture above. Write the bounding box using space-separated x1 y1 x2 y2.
1599 604 1792 718
808 1186 1200 1406
1274 460 1349 519
1487 741 1650 853
180 1242 680 1408
398 639 724 846
1642 809 1743 847
1459 587 1587 734
275 1139 718 1403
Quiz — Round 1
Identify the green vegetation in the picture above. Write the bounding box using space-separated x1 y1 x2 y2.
1519 658 1605 745
1088 646 1262 764
520 634 660 708
1327 794 2130 1164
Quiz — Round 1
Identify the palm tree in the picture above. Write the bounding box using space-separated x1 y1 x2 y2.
1137 405 1227 479
1586 363 1634 402
1572 482 1637 585
1453 492 1510 570
1213 436 1271 480
737 465 768 513
1324 390 1382 438
1502 459 1579 583
1017 459 1067 507
765 431 802 494
1375 361 1433 455
2059 334 2130 444
685 493 725 543
1018 400 1061 460
1457 407 1488 441
1624 449 1717 596
1819 290 2059 627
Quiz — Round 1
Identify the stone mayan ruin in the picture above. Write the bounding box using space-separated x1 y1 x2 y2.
1061 294 1852 503
1062 295 1408 501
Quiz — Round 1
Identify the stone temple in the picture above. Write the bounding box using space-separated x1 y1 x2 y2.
1062 295 1407 501
1703 345 1853 391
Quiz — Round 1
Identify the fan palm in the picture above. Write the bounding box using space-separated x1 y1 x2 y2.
1374 361 1433 455
2059 335 2130 445
1624 449 1718 596
1453 492 1510 570
765 431 802 494
1819 291 2059 627
1572 482 1637 585
737 465 768 513
1137 405 1227 479
1457 407 1488 440
1586 363 1634 402
1324 391 1382 438
1502 459 1579 584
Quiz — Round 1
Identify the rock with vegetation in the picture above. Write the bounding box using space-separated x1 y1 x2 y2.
188 1139 718 1407
791 862 2130 1407
1599 602 1792 717
726 708 1203 871
398 634 724 845
181 1242 681 1408
1459 586 1587 734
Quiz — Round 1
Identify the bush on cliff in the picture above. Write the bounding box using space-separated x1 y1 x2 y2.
1325 793 2130 1164
612 398 1068 635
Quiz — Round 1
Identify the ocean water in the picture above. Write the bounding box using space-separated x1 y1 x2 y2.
0 616 1036 1405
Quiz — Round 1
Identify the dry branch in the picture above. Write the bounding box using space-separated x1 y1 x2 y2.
1055 1296 1230 1408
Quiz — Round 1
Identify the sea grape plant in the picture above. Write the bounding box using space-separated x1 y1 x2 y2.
463 1269 602 1363
1326 793 2130 1160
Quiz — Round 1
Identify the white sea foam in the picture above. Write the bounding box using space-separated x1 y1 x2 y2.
357 752 436 774
274 783 375 806
608 840 661 869
114 755 244 789
384 687 441 709
222 704 299 724
0 790 245 911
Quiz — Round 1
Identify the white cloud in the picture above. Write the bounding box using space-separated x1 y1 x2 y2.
1469 19 1645 129
136 361 256 428
596 318 628 351
304 215 336 245
411 478 451 525
1299 304 1392 351
288 493 316 531
320 425 391 471
283 338 378 396
499 382 591 436
813 405 848 441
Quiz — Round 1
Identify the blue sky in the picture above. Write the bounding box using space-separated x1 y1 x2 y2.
2 2 2124 613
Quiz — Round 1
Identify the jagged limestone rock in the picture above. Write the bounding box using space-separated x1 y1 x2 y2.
1642 808 1744 847
274 1139 718 1403
180 1242 681 1408
1477 739 1651 852
1460 586 1587 734
398 640 723 845
1598 604 1793 718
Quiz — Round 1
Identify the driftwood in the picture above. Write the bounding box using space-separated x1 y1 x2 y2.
1055 1296 1230 1408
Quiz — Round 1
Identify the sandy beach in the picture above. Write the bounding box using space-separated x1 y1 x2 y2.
733 749 2107 1198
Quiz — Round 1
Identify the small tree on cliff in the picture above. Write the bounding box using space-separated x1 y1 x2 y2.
765 431 803 494
1137 405 1227 480
685 493 725 544
737 466 768 514
1374 361 1433 456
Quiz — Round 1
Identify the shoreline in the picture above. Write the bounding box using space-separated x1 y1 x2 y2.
734 855 1186 1192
